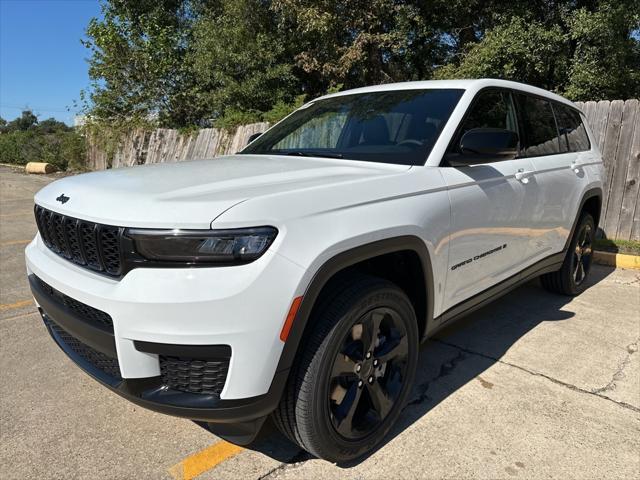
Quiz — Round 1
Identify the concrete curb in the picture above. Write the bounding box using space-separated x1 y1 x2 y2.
593 251 640 270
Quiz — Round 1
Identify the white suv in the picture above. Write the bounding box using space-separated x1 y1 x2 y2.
26 79 603 462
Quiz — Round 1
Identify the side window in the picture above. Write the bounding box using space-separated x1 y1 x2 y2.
456 90 518 143
516 94 561 157
553 103 591 152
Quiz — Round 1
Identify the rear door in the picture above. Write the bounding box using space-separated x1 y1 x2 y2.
514 93 591 260
440 88 538 312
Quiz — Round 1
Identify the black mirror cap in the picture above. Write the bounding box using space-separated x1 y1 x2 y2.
452 128 519 165
247 132 263 145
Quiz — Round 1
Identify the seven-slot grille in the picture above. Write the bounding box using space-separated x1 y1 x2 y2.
34 205 122 277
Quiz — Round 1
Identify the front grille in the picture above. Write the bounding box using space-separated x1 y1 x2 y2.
45 317 121 380
160 356 229 396
35 276 113 331
34 205 123 277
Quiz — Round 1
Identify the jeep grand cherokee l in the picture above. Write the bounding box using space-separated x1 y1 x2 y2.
26 79 603 462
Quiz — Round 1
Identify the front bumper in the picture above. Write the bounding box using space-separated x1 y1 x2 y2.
26 235 304 426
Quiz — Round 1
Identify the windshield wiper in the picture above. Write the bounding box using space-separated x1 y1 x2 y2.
272 150 344 159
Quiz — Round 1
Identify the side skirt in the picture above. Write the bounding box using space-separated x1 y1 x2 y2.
428 252 565 335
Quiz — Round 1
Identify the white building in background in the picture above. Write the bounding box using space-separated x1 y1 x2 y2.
74 115 87 127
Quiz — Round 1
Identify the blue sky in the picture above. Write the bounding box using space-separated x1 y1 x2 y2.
0 0 101 124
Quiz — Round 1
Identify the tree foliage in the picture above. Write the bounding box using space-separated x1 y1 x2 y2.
82 0 640 129
0 111 86 170
436 0 640 100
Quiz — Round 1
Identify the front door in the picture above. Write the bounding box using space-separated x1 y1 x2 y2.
440 88 538 312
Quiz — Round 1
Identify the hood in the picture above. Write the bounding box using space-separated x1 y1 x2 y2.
34 155 411 228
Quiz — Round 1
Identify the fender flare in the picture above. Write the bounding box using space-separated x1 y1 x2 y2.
275 235 435 377
563 187 603 251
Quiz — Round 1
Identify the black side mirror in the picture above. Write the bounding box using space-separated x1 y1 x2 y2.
247 132 263 146
450 128 519 166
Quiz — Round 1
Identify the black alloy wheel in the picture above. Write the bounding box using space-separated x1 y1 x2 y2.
571 222 593 286
328 307 409 440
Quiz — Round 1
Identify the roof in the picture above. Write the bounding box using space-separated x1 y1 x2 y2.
315 79 577 110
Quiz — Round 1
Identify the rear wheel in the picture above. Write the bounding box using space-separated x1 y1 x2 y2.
273 274 418 463
541 213 595 295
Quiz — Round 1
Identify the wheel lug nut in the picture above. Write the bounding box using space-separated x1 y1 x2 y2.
358 380 363 388
356 364 361 373
373 359 379 367
368 376 374 384
366 352 372 359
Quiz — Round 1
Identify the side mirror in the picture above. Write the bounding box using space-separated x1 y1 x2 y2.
451 128 519 166
247 132 263 146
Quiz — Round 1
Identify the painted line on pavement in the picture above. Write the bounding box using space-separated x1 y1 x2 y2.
0 212 32 218
168 441 244 480
1 310 38 322
0 299 33 312
0 239 31 247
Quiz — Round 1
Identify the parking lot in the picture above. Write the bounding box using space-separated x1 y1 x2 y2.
1 165 638 479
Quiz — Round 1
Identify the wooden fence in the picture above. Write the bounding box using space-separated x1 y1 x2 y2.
86 99 639 241
575 100 639 241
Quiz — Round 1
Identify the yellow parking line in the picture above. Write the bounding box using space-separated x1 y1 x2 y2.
168 441 244 480
0 239 31 247
0 299 33 312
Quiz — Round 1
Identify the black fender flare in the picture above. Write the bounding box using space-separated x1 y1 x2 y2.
275 235 435 377
563 187 603 251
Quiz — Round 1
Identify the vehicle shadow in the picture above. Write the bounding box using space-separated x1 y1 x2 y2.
241 265 615 467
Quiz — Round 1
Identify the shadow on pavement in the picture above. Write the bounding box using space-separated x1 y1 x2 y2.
234 265 616 467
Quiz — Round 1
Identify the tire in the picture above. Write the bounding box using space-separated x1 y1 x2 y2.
541 213 595 296
272 274 419 463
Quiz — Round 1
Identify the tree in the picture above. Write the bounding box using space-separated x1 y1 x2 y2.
435 0 640 100
565 2 640 100
82 0 194 126
271 0 446 96
434 18 568 91
38 118 71 134
188 0 298 126
82 0 640 127
2 110 39 132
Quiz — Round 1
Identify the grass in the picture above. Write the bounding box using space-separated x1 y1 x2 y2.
594 238 640 255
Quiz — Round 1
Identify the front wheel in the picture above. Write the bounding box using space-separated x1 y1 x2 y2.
273 274 418 463
541 213 595 295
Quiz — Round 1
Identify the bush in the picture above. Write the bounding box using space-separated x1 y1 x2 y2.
0 112 86 171
262 95 307 124
213 109 262 130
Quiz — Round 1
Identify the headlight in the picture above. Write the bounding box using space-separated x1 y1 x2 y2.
124 227 278 264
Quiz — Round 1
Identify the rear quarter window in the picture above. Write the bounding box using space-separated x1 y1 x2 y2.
552 104 591 152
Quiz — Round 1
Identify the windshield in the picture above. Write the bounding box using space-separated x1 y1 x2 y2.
241 89 464 166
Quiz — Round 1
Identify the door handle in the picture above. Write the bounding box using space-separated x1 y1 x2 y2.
515 169 534 184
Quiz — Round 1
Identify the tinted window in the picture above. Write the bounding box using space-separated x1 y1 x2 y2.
516 94 561 157
457 90 518 137
553 104 590 152
242 89 464 166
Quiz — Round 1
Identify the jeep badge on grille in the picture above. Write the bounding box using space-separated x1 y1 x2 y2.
56 194 70 204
